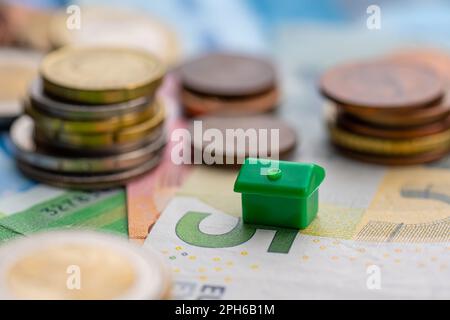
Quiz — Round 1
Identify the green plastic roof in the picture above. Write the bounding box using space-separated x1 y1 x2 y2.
234 158 326 198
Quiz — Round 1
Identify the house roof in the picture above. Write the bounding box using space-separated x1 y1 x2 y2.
234 158 325 198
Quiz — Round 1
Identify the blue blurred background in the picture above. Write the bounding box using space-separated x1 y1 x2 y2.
9 0 450 55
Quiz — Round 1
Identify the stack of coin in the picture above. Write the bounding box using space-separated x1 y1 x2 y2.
320 59 450 165
179 53 279 117
11 46 167 189
0 231 171 300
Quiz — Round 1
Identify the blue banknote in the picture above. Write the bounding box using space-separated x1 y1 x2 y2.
0 133 36 197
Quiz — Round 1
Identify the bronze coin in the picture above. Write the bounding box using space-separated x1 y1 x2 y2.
188 115 297 165
336 111 450 139
181 86 279 117
388 48 450 88
335 145 449 166
180 53 277 97
337 94 450 127
328 121 450 156
320 60 444 110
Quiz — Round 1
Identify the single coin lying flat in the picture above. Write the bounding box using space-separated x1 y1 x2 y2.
0 231 171 300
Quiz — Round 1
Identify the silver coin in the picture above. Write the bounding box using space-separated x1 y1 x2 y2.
11 116 166 173
34 122 166 156
29 78 155 121
17 152 164 190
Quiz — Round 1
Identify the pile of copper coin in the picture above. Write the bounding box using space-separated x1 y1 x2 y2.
178 53 297 165
179 53 279 117
320 50 450 165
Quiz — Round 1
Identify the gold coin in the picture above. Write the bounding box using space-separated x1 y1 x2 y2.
329 124 450 156
16 153 164 189
11 115 166 173
41 47 165 104
36 100 165 147
0 231 171 300
0 65 35 101
8 244 136 300
15 9 53 51
0 49 40 122
49 6 180 66
26 100 157 134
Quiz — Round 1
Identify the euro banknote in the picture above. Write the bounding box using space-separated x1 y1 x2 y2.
0 133 128 242
126 76 191 243
144 23 450 299
145 197 449 299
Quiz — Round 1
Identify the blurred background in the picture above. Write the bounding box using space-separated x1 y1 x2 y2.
2 0 450 55
1 0 450 193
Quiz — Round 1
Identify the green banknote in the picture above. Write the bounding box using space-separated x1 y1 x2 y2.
0 185 127 243
0 129 128 242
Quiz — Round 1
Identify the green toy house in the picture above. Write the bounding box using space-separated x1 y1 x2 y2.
234 158 326 229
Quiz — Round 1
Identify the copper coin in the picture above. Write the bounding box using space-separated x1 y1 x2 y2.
320 60 444 110
388 48 450 88
336 111 450 139
181 87 279 117
188 115 297 165
337 94 450 127
335 145 449 166
180 53 277 97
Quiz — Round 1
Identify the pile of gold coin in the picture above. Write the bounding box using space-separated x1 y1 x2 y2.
320 54 450 165
10 47 167 189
